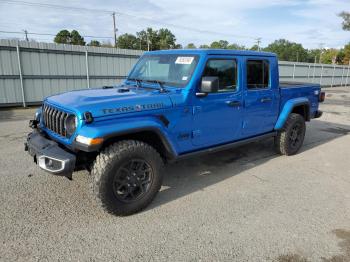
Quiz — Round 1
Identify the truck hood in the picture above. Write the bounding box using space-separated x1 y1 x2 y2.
45 86 173 118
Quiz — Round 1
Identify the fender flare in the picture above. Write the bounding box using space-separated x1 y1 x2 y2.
274 98 310 130
75 118 178 159
101 126 177 159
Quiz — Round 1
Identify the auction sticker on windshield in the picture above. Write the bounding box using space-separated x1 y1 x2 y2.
175 56 194 64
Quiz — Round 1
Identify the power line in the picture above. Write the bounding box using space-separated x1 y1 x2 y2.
119 12 257 40
0 30 113 39
0 0 112 14
0 0 258 40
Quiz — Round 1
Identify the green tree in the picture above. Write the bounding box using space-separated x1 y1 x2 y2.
54 30 71 44
227 43 245 50
250 44 259 51
87 40 101 47
158 28 177 49
134 28 178 51
336 49 345 64
210 40 229 49
54 30 85 45
70 30 85 45
136 28 160 51
174 43 183 49
199 44 210 48
206 40 244 50
307 49 321 63
264 39 308 62
185 43 197 49
117 33 138 49
339 11 350 30
320 49 339 64
341 43 350 64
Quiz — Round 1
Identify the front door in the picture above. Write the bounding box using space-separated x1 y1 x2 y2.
192 56 242 147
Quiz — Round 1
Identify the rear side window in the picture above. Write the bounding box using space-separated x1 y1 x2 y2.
203 59 237 92
246 60 269 89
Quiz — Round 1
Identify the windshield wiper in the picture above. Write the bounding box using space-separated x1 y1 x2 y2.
126 77 142 88
144 80 167 93
127 78 167 92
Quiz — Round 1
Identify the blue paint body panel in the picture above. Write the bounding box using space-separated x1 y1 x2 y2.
37 49 322 158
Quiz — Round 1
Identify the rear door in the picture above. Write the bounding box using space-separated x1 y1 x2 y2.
241 57 279 137
192 56 243 146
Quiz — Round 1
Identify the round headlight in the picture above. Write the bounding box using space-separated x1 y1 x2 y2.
35 109 41 122
65 115 77 137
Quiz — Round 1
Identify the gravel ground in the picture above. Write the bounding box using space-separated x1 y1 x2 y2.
0 87 350 262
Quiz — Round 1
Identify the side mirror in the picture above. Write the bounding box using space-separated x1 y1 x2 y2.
197 77 219 97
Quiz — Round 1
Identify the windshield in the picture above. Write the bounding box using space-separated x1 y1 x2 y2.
128 54 199 87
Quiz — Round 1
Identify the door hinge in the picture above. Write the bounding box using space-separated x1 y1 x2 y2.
192 130 201 138
192 106 201 115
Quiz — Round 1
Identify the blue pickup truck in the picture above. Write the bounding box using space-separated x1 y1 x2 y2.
25 49 324 215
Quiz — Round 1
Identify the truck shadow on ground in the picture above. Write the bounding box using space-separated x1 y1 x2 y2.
150 119 350 210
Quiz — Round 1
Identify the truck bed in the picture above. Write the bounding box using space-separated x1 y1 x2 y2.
279 81 318 88
279 81 321 119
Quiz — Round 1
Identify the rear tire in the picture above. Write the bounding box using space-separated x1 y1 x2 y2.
91 140 163 216
274 113 306 156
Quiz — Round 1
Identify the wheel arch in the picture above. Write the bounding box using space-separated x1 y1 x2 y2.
291 104 310 121
274 98 310 130
101 128 177 162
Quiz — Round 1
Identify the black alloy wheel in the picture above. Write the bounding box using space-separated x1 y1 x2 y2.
113 159 153 202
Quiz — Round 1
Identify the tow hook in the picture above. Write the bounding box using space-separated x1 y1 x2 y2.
29 119 39 129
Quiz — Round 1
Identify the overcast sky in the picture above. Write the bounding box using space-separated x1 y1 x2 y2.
0 0 349 49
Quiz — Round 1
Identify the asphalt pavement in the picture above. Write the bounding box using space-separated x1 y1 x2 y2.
0 87 350 261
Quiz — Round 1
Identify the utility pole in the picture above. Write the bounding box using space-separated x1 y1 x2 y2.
319 43 325 64
23 30 28 41
312 56 317 83
112 12 117 48
146 32 150 51
255 37 262 51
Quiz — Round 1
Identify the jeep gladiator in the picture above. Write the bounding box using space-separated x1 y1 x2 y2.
25 49 325 215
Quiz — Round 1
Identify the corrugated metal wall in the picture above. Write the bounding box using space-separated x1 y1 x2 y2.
279 61 350 87
0 40 142 106
0 40 349 107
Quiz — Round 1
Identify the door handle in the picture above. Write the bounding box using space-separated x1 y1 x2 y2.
261 97 272 103
226 100 241 107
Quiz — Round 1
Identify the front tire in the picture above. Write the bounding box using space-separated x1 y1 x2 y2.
91 140 163 216
274 113 306 156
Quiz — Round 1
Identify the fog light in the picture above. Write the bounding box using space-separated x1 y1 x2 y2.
38 156 64 172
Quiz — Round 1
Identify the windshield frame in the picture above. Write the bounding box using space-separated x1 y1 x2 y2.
127 54 200 88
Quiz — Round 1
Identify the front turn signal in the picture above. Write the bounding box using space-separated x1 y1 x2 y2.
76 135 103 146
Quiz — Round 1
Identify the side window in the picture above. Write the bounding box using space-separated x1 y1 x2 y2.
246 60 269 89
203 59 237 92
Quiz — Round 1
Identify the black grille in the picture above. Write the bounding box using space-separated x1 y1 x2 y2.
43 103 71 137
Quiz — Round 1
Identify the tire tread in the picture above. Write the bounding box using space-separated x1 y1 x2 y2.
90 140 163 216
275 113 306 156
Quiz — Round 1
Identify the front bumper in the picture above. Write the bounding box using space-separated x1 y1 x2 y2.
25 130 76 177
